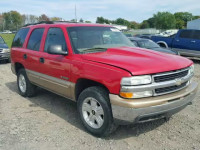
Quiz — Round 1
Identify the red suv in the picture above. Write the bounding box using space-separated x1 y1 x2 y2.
11 21 198 136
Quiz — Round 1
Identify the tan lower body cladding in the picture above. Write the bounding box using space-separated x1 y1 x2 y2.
26 69 76 101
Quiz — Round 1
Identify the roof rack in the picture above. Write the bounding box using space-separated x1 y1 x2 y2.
23 21 78 27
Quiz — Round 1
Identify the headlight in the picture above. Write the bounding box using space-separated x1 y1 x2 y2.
2 49 10 53
121 75 152 86
189 64 194 75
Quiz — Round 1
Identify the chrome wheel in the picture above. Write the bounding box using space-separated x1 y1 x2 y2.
19 74 26 93
82 97 104 129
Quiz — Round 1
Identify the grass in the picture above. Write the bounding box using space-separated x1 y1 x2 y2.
0 34 15 48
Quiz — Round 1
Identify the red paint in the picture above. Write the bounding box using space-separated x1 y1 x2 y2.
11 23 193 95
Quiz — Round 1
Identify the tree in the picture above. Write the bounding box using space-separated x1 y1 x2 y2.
96 17 106 24
0 14 4 31
38 14 50 22
3 11 22 30
85 21 91 23
154 12 176 29
140 20 150 29
176 19 185 29
79 18 84 23
51 17 62 21
174 12 193 28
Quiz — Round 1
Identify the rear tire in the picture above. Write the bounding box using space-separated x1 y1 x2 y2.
77 86 117 137
17 69 36 97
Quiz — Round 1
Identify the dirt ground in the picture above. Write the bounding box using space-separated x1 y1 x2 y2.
0 61 200 150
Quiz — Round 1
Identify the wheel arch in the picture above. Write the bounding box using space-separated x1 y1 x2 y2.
75 78 110 101
14 62 25 74
157 41 168 48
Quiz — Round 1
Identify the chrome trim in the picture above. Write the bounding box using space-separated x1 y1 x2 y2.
152 67 189 81
121 72 192 92
121 67 192 96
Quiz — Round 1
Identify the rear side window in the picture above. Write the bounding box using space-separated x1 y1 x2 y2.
179 30 193 39
12 28 30 47
44 28 67 52
193 30 200 40
27 28 44 51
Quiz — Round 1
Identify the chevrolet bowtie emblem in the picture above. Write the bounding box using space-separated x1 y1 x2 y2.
175 78 183 86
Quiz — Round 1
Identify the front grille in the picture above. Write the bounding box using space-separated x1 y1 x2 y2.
155 81 188 94
154 69 189 83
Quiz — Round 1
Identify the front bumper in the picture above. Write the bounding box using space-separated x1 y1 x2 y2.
110 81 198 125
0 52 10 60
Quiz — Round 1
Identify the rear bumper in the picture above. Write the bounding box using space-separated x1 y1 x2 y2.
0 52 10 60
110 81 198 125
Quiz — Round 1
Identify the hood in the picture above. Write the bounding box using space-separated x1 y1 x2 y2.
151 47 178 55
81 47 192 75
0 43 9 49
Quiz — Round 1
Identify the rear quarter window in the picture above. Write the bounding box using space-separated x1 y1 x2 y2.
193 30 200 40
179 30 193 39
12 28 30 47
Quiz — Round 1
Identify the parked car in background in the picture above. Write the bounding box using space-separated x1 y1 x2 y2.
11 22 197 136
129 37 179 55
124 33 132 37
151 29 200 57
0 36 10 63
134 34 155 39
1 30 12 34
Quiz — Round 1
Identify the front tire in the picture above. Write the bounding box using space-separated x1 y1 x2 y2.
17 69 36 97
77 86 117 137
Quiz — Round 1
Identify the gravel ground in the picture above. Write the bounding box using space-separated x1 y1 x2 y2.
0 61 200 150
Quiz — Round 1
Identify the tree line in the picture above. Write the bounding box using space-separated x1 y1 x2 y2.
0 10 199 31
0 11 91 31
96 12 200 29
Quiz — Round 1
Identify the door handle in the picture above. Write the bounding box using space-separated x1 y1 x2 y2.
191 41 196 43
39 57 45 63
23 54 27 59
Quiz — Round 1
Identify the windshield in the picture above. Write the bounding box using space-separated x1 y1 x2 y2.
0 37 5 44
137 40 160 49
67 26 135 54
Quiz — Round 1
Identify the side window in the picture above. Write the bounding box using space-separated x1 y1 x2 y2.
44 28 67 52
27 28 44 51
179 30 193 39
12 28 30 47
193 30 200 40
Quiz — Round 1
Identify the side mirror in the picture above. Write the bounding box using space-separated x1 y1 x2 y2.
47 45 68 55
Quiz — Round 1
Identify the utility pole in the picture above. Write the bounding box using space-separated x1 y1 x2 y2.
75 5 77 22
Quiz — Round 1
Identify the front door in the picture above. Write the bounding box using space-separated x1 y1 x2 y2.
35 27 73 100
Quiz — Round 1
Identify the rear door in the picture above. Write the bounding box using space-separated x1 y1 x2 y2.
24 28 45 72
172 30 200 56
35 27 73 99
189 30 200 55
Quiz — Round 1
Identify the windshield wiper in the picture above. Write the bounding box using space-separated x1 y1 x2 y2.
80 47 107 54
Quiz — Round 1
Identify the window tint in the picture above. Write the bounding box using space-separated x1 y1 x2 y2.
44 28 67 52
179 30 193 39
12 28 30 47
193 30 200 40
27 28 44 51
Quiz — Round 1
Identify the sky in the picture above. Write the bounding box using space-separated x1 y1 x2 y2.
0 0 199 23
